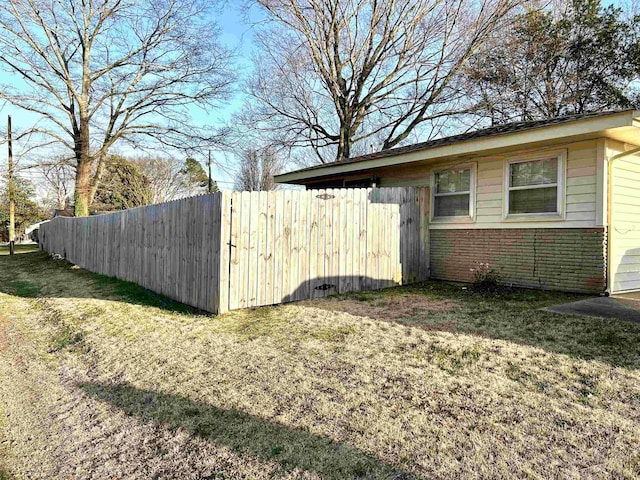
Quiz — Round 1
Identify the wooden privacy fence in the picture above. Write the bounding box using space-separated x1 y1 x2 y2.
40 194 224 312
40 187 429 314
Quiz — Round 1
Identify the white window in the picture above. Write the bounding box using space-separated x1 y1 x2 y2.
506 154 564 216
433 167 473 218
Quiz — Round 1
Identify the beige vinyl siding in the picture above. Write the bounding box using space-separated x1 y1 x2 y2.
375 140 600 229
608 140 640 293
565 142 599 222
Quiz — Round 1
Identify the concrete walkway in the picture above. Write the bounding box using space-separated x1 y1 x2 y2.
543 296 640 323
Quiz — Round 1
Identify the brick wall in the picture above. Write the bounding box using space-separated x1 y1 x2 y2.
430 228 607 293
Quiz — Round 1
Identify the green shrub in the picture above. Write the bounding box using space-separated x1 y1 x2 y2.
470 262 501 292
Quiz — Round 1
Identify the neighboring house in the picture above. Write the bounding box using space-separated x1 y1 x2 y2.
25 220 49 243
53 206 75 218
275 110 640 295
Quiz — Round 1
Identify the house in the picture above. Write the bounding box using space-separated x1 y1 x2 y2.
275 110 640 295
25 220 49 243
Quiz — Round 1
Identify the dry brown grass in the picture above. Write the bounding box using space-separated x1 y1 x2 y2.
301 293 458 332
0 251 639 479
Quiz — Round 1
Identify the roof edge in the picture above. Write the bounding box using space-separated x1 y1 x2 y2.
276 110 640 184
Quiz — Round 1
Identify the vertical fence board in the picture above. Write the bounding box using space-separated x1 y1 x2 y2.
308 189 319 300
296 191 309 301
265 191 276 306
317 189 328 298
218 192 232 314
289 191 299 301
248 192 260 308
256 192 268 306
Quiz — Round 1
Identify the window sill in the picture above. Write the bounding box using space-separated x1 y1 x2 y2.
503 213 565 222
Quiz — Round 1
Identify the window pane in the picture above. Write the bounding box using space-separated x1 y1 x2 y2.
435 168 471 193
509 187 557 214
434 193 470 217
511 158 557 187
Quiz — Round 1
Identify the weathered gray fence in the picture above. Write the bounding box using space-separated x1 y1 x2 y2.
40 194 223 312
40 187 429 314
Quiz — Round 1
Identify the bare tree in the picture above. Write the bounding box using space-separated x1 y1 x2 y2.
245 0 521 163
234 147 280 191
133 155 217 201
39 159 75 210
0 0 234 216
131 156 189 203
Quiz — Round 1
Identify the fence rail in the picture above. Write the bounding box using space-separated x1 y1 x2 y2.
40 187 429 314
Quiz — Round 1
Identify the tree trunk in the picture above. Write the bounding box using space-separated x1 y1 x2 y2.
73 117 92 217
74 160 91 217
336 122 351 161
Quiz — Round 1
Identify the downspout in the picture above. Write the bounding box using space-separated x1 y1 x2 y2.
605 143 640 294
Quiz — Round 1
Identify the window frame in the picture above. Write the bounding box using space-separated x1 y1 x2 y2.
503 150 567 220
430 163 476 222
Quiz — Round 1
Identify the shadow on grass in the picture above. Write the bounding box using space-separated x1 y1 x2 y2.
313 282 640 369
78 381 412 480
0 251 196 315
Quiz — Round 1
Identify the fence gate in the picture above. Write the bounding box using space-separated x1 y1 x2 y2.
218 187 429 313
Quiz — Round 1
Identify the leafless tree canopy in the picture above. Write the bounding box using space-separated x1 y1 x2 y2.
245 0 522 163
0 0 234 216
234 147 280 191
131 156 189 203
39 159 75 210
131 156 219 202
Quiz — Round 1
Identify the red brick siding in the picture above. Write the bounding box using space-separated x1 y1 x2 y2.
430 228 607 293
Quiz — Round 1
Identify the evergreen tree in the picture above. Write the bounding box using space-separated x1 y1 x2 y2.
0 178 47 241
92 156 153 212
181 158 210 195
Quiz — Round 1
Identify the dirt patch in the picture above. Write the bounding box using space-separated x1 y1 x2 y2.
301 294 458 324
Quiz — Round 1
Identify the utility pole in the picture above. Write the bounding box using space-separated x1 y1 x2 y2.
207 150 213 193
7 115 15 256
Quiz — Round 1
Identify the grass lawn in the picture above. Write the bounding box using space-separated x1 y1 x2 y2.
0 250 639 479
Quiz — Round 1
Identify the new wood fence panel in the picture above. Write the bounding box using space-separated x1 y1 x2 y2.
216 187 429 310
248 192 260 308
255 192 268 306
308 189 319 300
314 188 324 297
299 190 311 301
265 191 276 306
218 192 232 314
289 191 300 302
